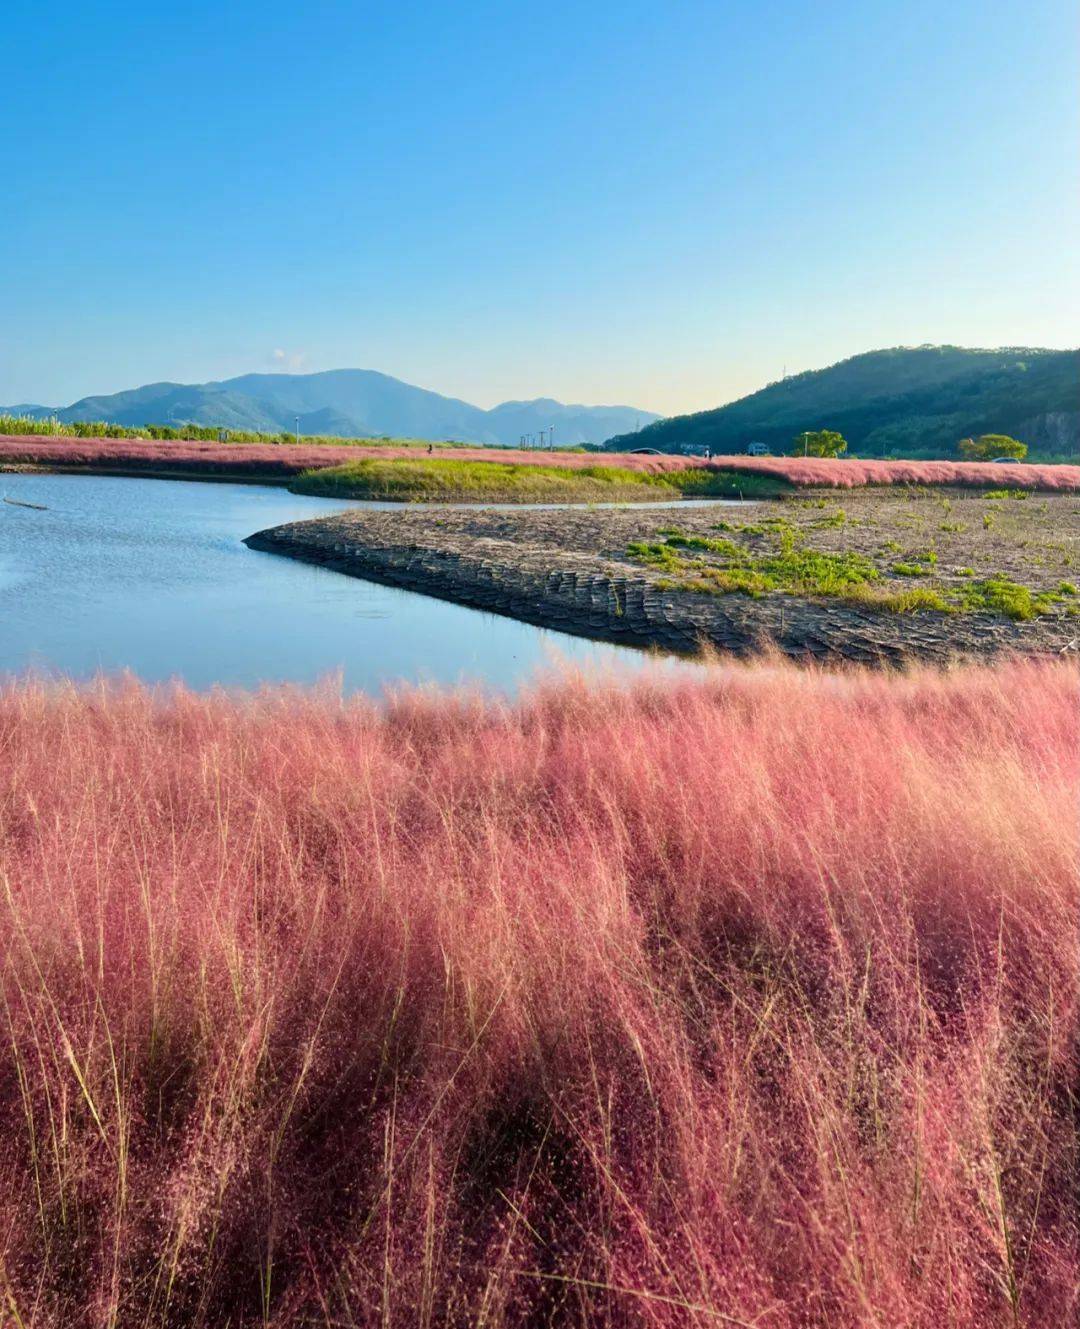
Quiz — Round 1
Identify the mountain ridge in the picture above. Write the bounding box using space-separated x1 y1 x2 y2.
604 346 1080 457
7 369 660 447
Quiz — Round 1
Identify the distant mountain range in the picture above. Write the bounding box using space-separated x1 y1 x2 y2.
7 369 660 447
605 346 1080 457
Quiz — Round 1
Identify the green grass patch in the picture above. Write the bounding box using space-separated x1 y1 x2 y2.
658 533 745 557
810 508 848 528
629 526 1072 620
712 515 792 536
629 526 880 601
290 458 792 503
292 458 670 502
892 550 937 577
954 576 1077 620
862 586 954 614
983 489 1030 501
626 540 686 571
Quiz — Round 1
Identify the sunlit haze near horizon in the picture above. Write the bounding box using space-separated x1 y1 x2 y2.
1 0 1077 417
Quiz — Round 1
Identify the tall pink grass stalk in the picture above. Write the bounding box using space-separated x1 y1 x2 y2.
0 659 1077 1326
2 434 1079 490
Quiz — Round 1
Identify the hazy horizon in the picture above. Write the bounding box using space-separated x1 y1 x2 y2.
2 0 1077 416
7 342 1079 423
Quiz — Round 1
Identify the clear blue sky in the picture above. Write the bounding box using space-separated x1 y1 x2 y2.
2 0 1077 415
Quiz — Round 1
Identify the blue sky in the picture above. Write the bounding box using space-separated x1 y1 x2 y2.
2 0 1077 415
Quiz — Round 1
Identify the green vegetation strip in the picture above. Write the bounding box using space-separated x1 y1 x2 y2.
0 413 476 449
628 521 1078 620
290 457 790 502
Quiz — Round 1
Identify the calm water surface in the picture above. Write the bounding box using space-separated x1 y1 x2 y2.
0 473 702 693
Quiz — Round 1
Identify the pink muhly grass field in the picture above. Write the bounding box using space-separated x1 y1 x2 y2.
0 659 1077 1326
0 436 691 478
701 453 1080 491
3 433 1080 490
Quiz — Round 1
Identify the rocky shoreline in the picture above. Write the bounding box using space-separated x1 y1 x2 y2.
245 499 1080 664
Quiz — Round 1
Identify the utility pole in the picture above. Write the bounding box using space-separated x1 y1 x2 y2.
539 428 546 448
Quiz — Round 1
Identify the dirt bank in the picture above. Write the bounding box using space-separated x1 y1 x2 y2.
246 492 1080 663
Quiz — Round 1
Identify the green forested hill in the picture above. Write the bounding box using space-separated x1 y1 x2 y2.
606 346 1079 457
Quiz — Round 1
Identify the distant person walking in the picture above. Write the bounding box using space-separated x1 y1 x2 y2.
427 443 433 454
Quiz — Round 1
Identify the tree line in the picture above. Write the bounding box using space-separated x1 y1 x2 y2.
790 429 1027 460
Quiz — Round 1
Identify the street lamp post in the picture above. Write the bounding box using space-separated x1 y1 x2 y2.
295 416 301 446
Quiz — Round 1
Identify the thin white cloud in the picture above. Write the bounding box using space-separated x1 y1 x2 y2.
269 348 308 371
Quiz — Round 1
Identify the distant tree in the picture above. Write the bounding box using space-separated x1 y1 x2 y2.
791 429 848 458
957 434 1028 460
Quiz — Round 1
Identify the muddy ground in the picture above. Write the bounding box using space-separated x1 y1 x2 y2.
246 490 1080 664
